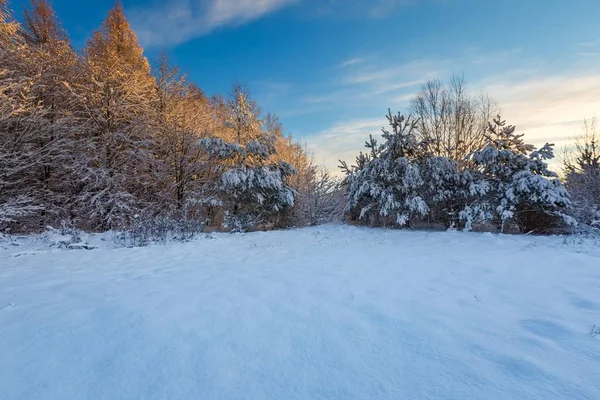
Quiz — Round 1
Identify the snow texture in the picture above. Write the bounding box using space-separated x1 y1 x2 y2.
1 226 600 399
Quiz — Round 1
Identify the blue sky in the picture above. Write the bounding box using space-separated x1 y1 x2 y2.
9 0 600 169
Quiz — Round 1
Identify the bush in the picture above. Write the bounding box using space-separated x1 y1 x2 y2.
115 214 205 247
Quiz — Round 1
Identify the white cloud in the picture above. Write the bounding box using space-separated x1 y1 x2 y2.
342 59 445 85
293 58 436 111
129 0 437 47
341 58 365 67
305 117 388 173
368 0 418 18
130 0 298 47
575 39 599 47
392 92 415 103
486 74 600 150
308 0 426 19
305 65 600 172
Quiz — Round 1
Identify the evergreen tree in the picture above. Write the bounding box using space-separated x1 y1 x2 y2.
461 117 571 233
198 86 296 231
342 111 462 228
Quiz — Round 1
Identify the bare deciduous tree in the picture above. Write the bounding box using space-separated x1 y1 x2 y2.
409 74 497 167
563 117 600 227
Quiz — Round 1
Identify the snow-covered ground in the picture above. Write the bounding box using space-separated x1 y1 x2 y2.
1 225 600 399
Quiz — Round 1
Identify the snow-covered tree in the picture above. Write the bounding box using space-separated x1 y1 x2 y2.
223 84 263 145
265 114 342 226
0 1 33 225
563 117 600 227
75 2 158 229
0 0 18 42
341 110 463 228
152 54 215 214
0 71 47 225
197 87 296 231
0 1 320 233
0 0 72 229
198 137 296 231
17 0 80 225
461 117 571 233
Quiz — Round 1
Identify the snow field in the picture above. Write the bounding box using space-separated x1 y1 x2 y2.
1 225 600 399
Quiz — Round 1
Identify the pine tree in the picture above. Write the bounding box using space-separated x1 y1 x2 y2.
343 111 431 227
341 110 468 229
461 116 571 233
198 86 296 231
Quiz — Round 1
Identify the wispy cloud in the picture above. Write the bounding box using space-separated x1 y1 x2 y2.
392 93 415 103
307 0 434 19
130 0 437 47
130 0 298 47
306 117 387 172
368 0 419 18
343 59 444 85
487 74 600 149
575 39 599 47
469 48 523 65
341 58 365 67
304 53 600 172
296 57 436 111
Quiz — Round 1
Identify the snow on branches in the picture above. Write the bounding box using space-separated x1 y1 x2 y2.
341 112 571 233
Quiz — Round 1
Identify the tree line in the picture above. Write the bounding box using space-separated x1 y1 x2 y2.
0 0 340 235
2 0 597 237
340 76 599 234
